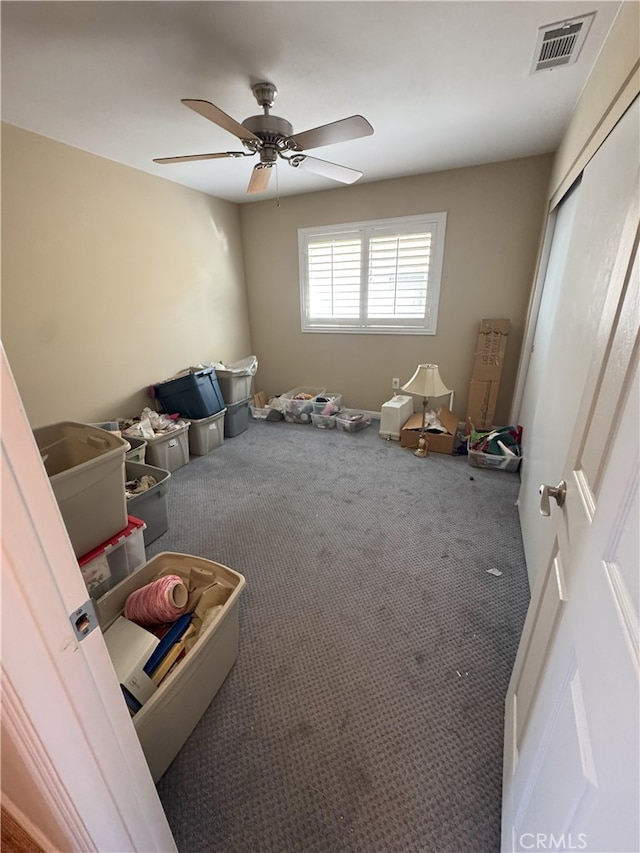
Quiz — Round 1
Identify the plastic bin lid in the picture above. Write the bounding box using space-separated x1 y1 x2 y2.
78 515 146 565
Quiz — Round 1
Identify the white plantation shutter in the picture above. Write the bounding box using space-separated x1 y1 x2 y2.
367 231 431 320
307 234 361 319
300 213 446 334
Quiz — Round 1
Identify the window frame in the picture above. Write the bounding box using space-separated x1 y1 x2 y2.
299 212 447 335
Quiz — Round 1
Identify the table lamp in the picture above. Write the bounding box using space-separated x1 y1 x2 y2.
401 364 451 458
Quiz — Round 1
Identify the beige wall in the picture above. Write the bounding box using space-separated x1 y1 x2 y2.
241 154 552 422
1 124 252 428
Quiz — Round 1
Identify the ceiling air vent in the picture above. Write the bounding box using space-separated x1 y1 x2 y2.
531 13 595 73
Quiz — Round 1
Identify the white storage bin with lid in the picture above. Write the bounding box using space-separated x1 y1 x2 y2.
143 422 190 472
78 516 147 600
96 551 246 782
33 421 128 558
379 395 414 440
188 408 226 456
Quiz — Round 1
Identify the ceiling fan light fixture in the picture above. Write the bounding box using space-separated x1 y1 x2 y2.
250 81 277 109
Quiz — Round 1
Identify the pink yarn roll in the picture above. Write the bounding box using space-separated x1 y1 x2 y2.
124 575 188 625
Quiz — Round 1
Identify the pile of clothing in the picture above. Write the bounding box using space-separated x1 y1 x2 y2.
120 407 188 440
468 425 522 460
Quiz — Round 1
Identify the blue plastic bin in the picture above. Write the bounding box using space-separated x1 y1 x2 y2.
154 369 225 420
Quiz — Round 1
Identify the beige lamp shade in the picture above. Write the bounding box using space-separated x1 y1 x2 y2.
401 364 451 399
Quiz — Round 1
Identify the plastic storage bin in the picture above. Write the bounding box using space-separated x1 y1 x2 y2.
311 412 337 429
216 372 252 405
379 395 414 440
335 410 372 433
281 386 326 424
283 398 316 424
249 404 284 421
313 394 342 414
214 356 258 404
468 445 522 472
154 369 225 420
283 386 326 400
224 397 250 438
125 461 171 546
33 421 128 558
78 516 147 600
144 423 190 472
125 436 147 463
96 551 246 782
188 409 226 456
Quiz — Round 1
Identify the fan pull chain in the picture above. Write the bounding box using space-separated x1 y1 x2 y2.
274 162 281 207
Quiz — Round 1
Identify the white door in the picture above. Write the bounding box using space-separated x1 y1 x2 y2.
502 102 640 851
1 345 177 852
517 97 639 590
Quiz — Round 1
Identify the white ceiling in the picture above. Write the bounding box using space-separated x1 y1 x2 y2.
1 1 621 204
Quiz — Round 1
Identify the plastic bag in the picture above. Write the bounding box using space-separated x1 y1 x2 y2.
209 355 258 376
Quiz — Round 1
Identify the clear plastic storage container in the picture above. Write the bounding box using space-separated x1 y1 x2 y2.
313 394 343 414
78 516 146 600
311 413 338 429
335 410 372 433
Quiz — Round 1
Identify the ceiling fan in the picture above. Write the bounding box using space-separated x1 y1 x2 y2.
154 82 374 194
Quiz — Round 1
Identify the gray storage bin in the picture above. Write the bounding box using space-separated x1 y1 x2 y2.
224 397 250 438
125 461 171 546
188 409 226 456
125 436 147 463
216 372 253 405
96 551 246 782
144 422 190 472
33 421 128 558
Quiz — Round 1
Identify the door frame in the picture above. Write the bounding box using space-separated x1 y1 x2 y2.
509 203 555 426
1 344 177 852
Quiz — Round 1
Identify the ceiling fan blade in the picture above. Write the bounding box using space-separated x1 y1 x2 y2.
247 164 273 194
181 99 260 143
288 155 362 185
153 151 251 164
285 115 373 152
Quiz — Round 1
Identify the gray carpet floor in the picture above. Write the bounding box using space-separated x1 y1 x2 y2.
149 417 530 853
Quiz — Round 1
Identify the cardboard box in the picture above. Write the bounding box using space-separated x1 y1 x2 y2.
471 319 510 382
400 406 459 454
467 379 500 431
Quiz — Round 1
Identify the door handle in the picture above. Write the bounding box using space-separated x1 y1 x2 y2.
539 480 567 516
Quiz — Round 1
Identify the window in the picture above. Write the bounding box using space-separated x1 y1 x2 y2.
299 212 446 334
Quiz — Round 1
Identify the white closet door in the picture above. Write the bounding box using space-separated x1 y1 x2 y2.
502 98 640 852
517 97 639 590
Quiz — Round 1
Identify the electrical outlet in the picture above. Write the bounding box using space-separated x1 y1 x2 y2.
392 378 400 390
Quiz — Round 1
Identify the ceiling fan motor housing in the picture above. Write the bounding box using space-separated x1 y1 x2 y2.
241 114 293 143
